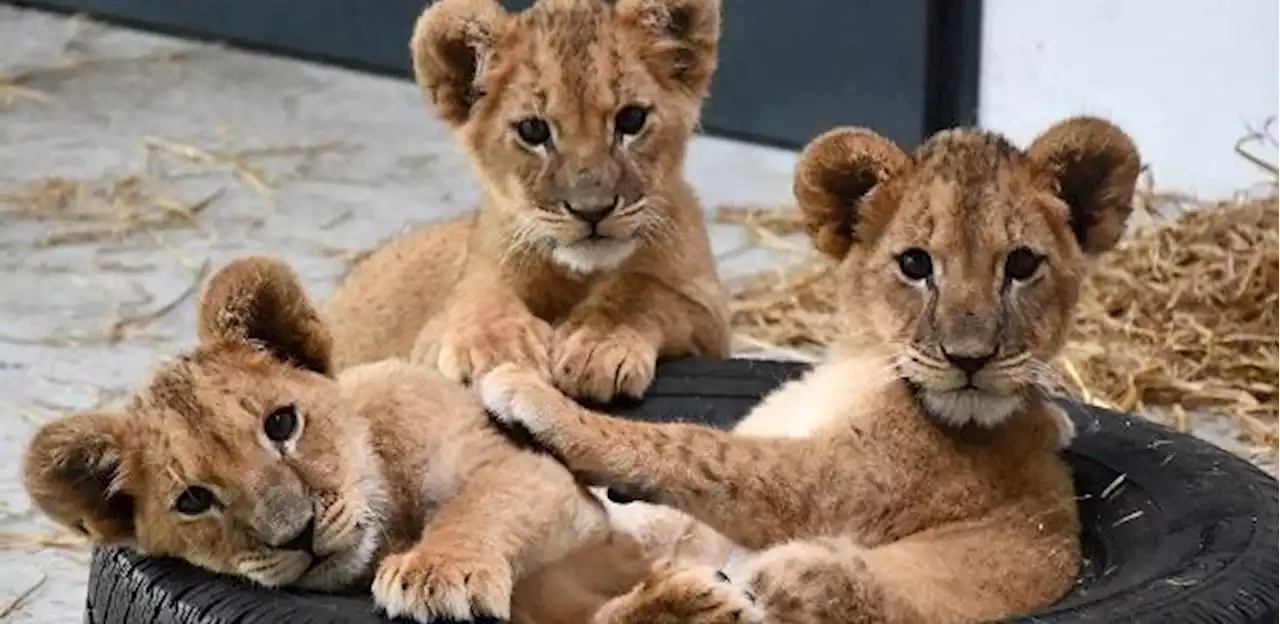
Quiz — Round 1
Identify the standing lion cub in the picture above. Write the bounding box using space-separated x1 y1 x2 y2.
324 0 731 403
482 116 1142 623
21 256 618 623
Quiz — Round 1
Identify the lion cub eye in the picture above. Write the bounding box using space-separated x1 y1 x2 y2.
264 405 300 443
614 105 648 136
514 117 552 146
1004 247 1043 281
896 248 934 282
174 486 217 516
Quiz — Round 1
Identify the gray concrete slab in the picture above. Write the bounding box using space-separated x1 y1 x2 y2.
0 5 800 621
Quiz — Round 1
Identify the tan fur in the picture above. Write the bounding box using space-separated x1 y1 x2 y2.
323 0 730 403
20 256 634 623
481 116 1142 623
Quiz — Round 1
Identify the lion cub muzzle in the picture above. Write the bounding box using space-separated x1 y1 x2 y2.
551 155 644 233
276 517 317 554
249 467 316 552
563 196 619 231
934 312 1001 385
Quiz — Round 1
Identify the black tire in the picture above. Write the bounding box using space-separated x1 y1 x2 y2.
86 359 1278 624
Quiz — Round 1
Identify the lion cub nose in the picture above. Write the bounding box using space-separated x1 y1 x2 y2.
564 197 618 226
943 350 994 375
278 517 316 554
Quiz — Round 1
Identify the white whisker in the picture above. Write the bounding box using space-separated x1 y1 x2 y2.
501 213 559 269
615 196 650 218
904 347 948 371
1030 360 1072 396
639 213 674 246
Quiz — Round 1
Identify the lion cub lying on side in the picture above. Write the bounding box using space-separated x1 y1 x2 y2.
21 256 613 623
482 116 1142 622
324 0 732 403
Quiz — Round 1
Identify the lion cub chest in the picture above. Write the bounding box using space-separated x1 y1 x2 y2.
517 266 599 323
733 354 896 439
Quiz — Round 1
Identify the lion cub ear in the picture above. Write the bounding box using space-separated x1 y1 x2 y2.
1026 116 1141 255
615 0 722 98
22 410 137 544
197 256 334 376
793 127 911 259
410 0 508 126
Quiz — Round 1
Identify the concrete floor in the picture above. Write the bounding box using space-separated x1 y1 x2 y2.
0 5 804 621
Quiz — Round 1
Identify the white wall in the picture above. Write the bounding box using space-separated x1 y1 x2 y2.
978 0 1278 198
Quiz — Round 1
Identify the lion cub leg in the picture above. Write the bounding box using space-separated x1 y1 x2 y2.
734 530 1073 623
593 559 763 624
599 538 912 624
373 447 607 622
734 538 901 624
480 365 834 549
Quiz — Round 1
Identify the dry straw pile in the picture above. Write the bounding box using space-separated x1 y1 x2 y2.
720 127 1279 471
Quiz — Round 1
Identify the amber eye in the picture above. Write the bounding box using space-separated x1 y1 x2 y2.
896 248 934 282
174 486 217 516
1004 247 1043 281
514 117 551 146
264 405 299 443
615 105 648 136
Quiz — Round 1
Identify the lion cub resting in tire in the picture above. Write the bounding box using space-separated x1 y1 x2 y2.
324 0 731 403
481 116 1142 623
21 256 612 623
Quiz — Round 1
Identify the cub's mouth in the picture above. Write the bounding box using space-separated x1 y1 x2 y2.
293 521 381 591
305 551 334 571
901 374 1027 429
552 236 640 274
541 194 656 273
896 348 1031 398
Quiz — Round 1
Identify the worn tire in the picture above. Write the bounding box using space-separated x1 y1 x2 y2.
86 359 1278 624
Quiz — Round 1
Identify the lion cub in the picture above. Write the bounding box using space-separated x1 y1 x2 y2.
21 256 611 623
481 116 1142 622
323 0 731 403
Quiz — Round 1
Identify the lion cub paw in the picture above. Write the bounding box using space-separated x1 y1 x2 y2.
553 322 656 403
737 539 888 622
479 363 570 437
421 314 552 385
372 547 513 623
595 562 762 624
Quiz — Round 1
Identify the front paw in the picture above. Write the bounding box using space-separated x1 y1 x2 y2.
596 561 761 624
372 547 513 623
422 315 552 385
478 363 568 438
739 539 881 622
552 322 656 403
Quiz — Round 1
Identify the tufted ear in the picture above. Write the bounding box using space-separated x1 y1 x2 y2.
616 0 722 98
1026 116 1141 255
197 256 333 376
410 0 508 127
22 410 137 544
793 127 911 259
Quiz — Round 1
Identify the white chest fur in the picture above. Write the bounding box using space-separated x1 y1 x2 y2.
732 354 898 439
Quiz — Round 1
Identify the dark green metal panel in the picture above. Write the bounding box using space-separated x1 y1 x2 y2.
4 0 980 149
704 1 934 147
